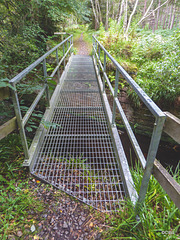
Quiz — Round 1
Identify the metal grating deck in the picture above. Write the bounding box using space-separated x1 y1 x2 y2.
31 55 126 211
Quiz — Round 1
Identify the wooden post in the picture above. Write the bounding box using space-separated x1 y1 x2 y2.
163 112 180 144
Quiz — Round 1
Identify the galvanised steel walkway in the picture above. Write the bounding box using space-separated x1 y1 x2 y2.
10 35 166 212
31 55 126 211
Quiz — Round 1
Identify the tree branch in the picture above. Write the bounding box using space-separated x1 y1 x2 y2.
138 0 171 25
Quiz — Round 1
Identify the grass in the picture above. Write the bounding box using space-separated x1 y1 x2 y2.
102 162 180 240
0 134 45 239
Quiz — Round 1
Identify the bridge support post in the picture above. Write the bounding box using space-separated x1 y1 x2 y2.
67 40 69 58
63 43 65 69
10 83 30 160
70 36 73 55
56 49 60 81
135 115 166 213
112 69 119 126
103 53 106 93
95 41 98 68
98 46 100 76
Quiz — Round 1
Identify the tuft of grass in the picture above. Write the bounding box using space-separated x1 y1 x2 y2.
0 134 45 239
102 162 180 240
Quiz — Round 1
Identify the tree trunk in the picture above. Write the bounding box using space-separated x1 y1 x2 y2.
96 0 102 23
163 3 169 29
138 0 154 26
123 0 128 31
117 0 124 24
138 0 171 27
112 0 115 19
152 11 155 32
155 0 161 30
105 0 109 30
175 13 179 28
170 0 177 29
90 0 99 30
168 3 174 29
142 0 147 28
159 7 164 28
165 5 170 29
125 0 139 36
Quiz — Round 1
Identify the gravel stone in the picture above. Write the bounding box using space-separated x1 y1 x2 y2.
63 222 68 228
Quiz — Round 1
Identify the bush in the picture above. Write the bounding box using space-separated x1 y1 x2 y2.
98 27 180 106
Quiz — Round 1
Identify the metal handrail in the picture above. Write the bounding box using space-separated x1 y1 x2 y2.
92 35 166 208
9 35 73 160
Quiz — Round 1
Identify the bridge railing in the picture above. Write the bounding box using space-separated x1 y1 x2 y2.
92 35 166 208
9 35 73 162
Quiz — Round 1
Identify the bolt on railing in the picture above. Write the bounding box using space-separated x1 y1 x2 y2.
9 35 73 161
92 35 166 209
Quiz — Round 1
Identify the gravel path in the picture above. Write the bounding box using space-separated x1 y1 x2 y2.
74 33 91 55
21 173 107 239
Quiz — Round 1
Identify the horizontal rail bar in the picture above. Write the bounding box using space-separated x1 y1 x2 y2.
54 32 68 35
0 117 17 140
10 35 72 84
93 36 165 118
22 85 46 127
153 159 180 210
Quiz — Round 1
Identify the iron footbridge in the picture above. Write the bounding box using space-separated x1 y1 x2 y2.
9 34 166 212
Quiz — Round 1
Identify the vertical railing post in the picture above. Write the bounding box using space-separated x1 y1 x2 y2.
63 43 65 69
10 83 30 159
56 48 60 81
72 35 74 52
43 58 50 107
61 34 64 42
112 69 119 126
92 37 95 57
67 39 69 59
70 38 72 55
98 45 101 76
70 36 73 54
135 115 166 213
95 40 98 67
103 52 106 93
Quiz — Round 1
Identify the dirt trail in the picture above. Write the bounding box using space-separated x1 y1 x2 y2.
74 33 91 55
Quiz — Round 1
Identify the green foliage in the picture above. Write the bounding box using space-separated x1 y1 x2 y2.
131 30 180 105
0 134 44 239
41 118 61 130
0 0 90 79
98 26 180 106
